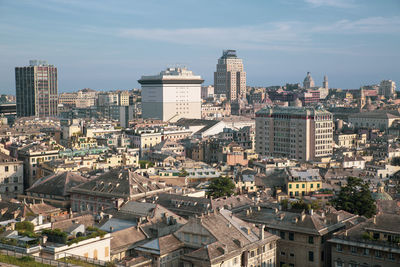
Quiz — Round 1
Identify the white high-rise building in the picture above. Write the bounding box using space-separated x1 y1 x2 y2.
214 50 246 101
379 80 396 99
255 106 333 161
139 67 203 122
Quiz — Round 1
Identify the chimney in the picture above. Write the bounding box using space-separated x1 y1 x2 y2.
259 225 265 240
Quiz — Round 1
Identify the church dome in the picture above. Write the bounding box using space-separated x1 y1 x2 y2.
373 184 393 201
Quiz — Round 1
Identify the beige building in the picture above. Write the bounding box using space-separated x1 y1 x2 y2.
214 50 246 101
75 88 97 108
236 207 360 267
139 67 203 122
348 110 400 130
178 209 279 267
0 152 23 197
379 80 396 99
255 106 333 161
58 92 77 107
329 213 400 267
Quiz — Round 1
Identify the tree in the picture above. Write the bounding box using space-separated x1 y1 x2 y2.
207 176 236 198
391 157 400 166
332 177 376 218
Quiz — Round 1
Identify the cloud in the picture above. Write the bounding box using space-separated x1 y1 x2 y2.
312 16 400 34
304 0 357 8
81 16 400 54
112 22 318 52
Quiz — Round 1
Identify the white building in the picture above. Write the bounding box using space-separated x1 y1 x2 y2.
139 67 203 122
379 80 396 99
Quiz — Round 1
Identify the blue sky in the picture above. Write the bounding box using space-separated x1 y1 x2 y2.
0 0 399 93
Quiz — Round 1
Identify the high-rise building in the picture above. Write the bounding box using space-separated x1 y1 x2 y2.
303 72 315 89
139 67 203 122
379 80 396 99
255 106 333 161
15 60 58 117
214 50 246 101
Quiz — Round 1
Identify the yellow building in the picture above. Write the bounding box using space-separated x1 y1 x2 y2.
286 168 322 197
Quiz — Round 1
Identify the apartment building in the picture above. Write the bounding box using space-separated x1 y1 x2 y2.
255 106 333 161
0 152 23 197
329 213 400 267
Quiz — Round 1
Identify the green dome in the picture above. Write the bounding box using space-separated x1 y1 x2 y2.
372 192 393 201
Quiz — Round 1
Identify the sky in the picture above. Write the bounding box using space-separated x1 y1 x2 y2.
0 0 399 94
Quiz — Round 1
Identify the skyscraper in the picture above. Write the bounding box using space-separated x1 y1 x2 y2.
214 50 246 101
15 60 58 117
139 67 203 122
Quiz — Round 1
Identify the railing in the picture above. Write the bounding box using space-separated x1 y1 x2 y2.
333 235 400 249
0 249 72 267
0 248 125 267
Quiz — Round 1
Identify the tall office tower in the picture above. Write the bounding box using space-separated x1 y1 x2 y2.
214 50 246 101
303 72 315 89
139 67 203 122
255 106 333 161
15 60 58 117
379 80 396 99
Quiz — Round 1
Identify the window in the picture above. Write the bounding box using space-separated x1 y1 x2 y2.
289 232 294 241
310 184 314 188
5 166 8 172
336 244 342 252
308 251 314 262
250 251 255 258
388 253 394 260
290 253 294 257
308 236 314 244
351 246 357 254
375 250 382 258
289 184 292 189
302 184 305 188
280 231 285 239
363 248 369 255
296 184 299 188
184 233 190 242
14 165 17 171
280 251 285 256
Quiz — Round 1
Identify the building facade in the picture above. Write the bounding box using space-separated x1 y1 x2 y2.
15 60 58 117
214 50 246 101
378 80 396 99
255 106 333 161
139 67 203 122
0 152 24 197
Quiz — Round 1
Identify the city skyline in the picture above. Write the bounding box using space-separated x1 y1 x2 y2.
0 0 400 94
